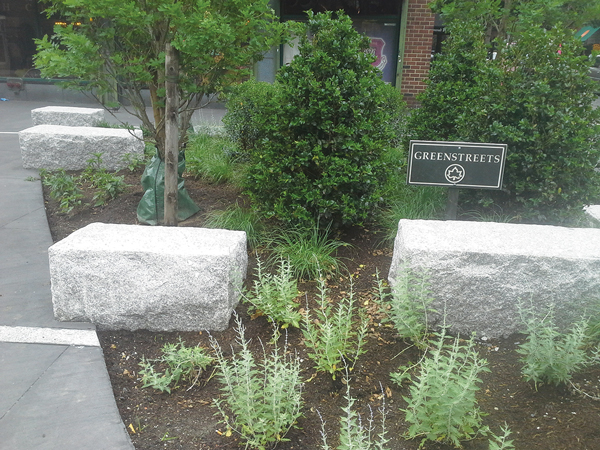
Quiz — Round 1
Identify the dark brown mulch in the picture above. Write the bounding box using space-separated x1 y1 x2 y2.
43 168 600 450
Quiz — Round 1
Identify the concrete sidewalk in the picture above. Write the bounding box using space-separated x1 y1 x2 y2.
0 99 136 450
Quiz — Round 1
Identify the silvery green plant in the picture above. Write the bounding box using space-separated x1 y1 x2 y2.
138 339 214 393
517 303 590 388
319 376 389 450
302 275 369 379
375 267 435 349
398 331 490 448
210 314 303 449
243 256 301 329
488 424 515 450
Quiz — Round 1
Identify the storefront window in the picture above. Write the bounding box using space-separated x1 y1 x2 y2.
0 0 54 76
281 0 402 84
282 0 401 17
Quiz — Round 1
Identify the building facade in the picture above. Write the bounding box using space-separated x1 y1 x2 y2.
0 0 436 105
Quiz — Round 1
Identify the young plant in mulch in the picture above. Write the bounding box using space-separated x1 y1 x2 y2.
40 152 126 213
242 256 302 329
40 168 84 214
138 339 214 394
210 314 304 450
302 275 369 379
396 331 490 448
517 303 593 389
375 267 436 350
318 370 390 450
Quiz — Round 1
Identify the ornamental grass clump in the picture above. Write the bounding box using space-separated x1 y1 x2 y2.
243 257 301 329
210 314 303 449
398 331 490 448
302 275 369 379
267 223 348 281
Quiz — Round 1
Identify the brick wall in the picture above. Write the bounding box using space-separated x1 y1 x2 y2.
400 0 435 107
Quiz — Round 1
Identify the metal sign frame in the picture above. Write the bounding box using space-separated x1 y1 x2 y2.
407 140 507 190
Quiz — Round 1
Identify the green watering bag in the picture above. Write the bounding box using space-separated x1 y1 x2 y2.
136 150 200 225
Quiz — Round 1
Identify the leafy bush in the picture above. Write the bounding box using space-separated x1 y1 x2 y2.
243 257 301 329
517 304 591 388
375 268 436 350
244 11 406 228
302 275 369 379
138 339 214 393
409 17 600 223
210 314 303 449
223 79 279 155
398 331 490 448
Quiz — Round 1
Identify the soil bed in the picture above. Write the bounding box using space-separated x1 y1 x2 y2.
43 168 600 450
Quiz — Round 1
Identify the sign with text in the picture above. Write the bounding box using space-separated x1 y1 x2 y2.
407 140 507 189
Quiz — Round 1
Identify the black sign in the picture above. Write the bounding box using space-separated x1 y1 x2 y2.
407 140 507 189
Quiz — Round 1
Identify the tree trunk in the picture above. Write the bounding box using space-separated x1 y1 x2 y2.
164 42 179 226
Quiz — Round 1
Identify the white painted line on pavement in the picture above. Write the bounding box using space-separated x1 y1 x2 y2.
0 325 100 347
0 131 19 134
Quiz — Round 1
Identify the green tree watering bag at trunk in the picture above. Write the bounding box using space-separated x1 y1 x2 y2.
137 150 200 225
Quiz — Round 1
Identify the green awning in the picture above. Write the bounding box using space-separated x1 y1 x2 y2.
576 26 600 41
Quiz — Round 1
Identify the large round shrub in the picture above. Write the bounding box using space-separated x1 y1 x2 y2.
408 18 600 223
243 11 405 228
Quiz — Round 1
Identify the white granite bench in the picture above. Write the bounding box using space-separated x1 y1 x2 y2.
585 205 600 225
19 125 144 170
388 219 600 338
31 106 105 127
49 223 248 332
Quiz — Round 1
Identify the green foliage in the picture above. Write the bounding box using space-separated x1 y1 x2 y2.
40 169 84 214
376 268 436 350
243 257 302 329
517 304 591 388
319 377 389 450
488 424 515 450
409 5 600 223
203 203 265 250
302 276 369 379
122 152 147 172
40 154 127 212
244 11 406 228
35 0 289 157
267 224 348 281
223 79 279 156
210 314 303 450
82 153 126 206
185 132 244 185
399 332 490 448
379 185 445 244
138 339 214 394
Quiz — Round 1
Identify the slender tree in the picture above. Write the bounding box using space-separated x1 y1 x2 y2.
35 0 288 224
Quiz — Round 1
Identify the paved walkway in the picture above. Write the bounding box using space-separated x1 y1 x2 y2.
0 100 138 450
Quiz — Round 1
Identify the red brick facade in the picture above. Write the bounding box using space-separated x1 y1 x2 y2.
400 0 435 107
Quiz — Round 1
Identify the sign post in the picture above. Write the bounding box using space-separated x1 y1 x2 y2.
407 140 507 220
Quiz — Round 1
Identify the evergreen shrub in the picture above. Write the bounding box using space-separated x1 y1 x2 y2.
243 11 406 228
408 20 600 223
